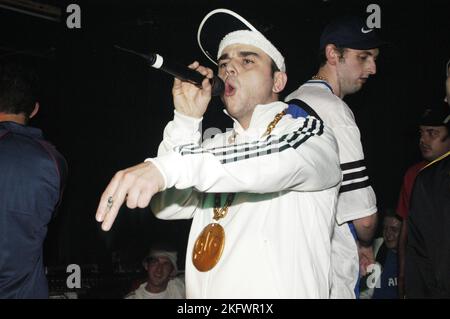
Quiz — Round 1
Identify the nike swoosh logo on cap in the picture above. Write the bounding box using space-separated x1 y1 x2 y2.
361 27 374 34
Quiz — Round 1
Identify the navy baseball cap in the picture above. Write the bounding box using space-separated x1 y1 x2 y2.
319 16 385 50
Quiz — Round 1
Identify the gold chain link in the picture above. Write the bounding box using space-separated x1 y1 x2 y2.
213 193 234 221
262 110 286 137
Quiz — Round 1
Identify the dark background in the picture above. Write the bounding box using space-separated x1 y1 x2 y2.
1 0 449 281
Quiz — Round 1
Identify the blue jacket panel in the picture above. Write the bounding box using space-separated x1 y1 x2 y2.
0 121 67 298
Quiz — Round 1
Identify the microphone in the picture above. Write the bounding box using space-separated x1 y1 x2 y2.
114 45 224 96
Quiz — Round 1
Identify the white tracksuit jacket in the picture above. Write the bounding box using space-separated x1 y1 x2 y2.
148 101 341 298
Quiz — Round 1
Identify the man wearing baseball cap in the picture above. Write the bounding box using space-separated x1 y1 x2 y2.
97 9 341 298
285 15 385 298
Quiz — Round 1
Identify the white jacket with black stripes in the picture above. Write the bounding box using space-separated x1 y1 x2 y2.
148 101 341 298
286 81 378 299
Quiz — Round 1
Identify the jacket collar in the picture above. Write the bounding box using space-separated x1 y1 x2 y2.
0 121 43 139
223 101 286 139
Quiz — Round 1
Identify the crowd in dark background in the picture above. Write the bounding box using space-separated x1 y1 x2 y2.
1 0 449 298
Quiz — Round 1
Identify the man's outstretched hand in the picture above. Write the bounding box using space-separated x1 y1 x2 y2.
95 161 164 231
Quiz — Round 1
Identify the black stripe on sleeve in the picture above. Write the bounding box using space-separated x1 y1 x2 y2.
339 179 371 193
340 159 366 171
342 169 368 182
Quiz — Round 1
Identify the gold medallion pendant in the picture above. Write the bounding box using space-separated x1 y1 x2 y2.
192 223 225 272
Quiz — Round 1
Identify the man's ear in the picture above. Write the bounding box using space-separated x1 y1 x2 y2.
30 102 39 119
169 268 177 278
325 44 341 66
272 71 287 94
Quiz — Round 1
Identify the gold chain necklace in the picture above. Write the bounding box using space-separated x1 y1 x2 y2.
229 109 286 143
311 74 329 82
192 109 286 272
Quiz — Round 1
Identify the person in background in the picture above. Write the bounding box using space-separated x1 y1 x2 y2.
285 15 384 298
405 148 450 298
0 60 67 298
360 209 402 299
125 248 185 299
396 105 450 297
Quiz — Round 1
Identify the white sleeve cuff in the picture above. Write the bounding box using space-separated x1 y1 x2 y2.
172 110 203 135
144 158 169 190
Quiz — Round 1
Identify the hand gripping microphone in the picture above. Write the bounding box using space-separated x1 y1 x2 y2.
114 45 224 96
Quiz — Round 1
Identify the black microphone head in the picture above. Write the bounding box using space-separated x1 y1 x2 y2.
211 76 224 97
114 45 156 64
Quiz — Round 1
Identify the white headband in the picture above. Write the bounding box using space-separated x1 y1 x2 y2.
218 30 286 73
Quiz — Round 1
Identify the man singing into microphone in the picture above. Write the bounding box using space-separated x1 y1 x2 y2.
96 9 341 298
